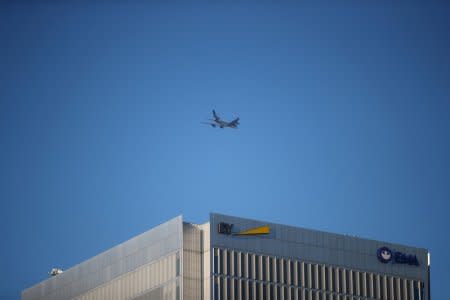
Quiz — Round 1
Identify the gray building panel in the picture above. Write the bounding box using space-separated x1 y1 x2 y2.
22 216 183 300
210 213 428 282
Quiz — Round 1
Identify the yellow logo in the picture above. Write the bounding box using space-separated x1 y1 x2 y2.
233 225 270 236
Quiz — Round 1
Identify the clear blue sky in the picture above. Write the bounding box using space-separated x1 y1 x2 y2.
1 2 449 299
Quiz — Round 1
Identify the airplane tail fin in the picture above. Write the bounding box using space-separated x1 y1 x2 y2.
212 110 219 120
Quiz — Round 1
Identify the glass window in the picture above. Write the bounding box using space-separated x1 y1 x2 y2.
276 258 281 283
317 265 323 290
305 264 310 288
234 279 239 300
325 266 329 291
290 260 295 286
249 254 253 279
312 264 317 289
256 255 260 280
262 256 267 281
360 272 366 297
220 249 224 275
345 269 349 294
214 277 219 300
366 273 371 297
263 283 267 300
249 281 253 300
331 267 336 292
277 285 281 300
256 282 260 300
227 251 231 276
270 257 275 282
242 280 247 300
283 259 288 284
220 277 225 300
234 251 238 277
242 252 246 278
393 277 398 300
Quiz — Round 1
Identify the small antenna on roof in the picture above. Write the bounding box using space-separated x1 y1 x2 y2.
49 268 63 277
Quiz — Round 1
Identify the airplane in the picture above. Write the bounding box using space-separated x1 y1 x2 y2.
202 110 240 129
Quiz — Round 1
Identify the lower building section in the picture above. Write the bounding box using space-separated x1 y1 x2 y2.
212 247 424 300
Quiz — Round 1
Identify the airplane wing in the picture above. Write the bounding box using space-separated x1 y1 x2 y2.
228 117 240 128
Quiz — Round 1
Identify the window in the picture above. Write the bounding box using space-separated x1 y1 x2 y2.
318 265 323 290
262 256 267 281
255 255 260 280
234 279 239 300
366 273 371 297
311 264 316 289
276 258 281 283
220 277 225 300
219 249 224 275
331 267 336 292
214 277 219 300
345 269 349 294
283 259 288 284
290 260 295 286
270 257 275 282
256 282 260 300
241 253 247 277
305 264 310 288
249 254 253 279
297 288 303 300
297 262 302 287
234 251 238 277
227 251 231 276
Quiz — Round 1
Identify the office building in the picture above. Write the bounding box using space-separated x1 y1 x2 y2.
22 213 430 300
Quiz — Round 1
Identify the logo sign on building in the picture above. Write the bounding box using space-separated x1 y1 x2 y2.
218 222 270 236
377 246 419 266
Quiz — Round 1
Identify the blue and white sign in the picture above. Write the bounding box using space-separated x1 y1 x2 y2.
377 247 392 263
377 246 419 266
